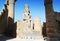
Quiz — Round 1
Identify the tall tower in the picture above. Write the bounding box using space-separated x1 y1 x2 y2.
23 4 33 31
44 0 57 41
23 4 31 21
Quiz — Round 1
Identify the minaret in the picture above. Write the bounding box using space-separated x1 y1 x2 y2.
23 4 31 21
23 4 33 32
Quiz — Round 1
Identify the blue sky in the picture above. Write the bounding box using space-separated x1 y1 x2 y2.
0 0 60 23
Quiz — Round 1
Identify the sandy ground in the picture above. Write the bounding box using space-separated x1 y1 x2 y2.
0 35 47 41
6 38 45 41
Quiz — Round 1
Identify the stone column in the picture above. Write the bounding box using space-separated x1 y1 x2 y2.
7 0 16 37
8 0 15 20
44 0 58 41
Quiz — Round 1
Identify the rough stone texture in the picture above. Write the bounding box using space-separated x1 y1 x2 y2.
44 0 60 41
0 0 16 37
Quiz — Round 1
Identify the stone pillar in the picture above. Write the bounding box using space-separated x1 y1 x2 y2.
8 0 15 20
44 0 58 41
7 0 16 37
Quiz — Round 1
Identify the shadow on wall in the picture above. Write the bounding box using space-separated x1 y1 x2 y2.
0 1 17 41
5 17 17 38
0 17 17 41
42 22 47 37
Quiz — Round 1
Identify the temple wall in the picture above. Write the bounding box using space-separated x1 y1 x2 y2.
0 4 8 35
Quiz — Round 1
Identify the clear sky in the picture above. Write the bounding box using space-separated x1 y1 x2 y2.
0 0 60 23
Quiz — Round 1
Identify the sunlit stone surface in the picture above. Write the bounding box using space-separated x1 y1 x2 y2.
7 39 44 41
15 4 44 41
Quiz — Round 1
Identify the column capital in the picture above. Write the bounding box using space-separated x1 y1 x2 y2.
9 0 16 4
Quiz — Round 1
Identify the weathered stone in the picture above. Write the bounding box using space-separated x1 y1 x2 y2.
44 0 60 41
